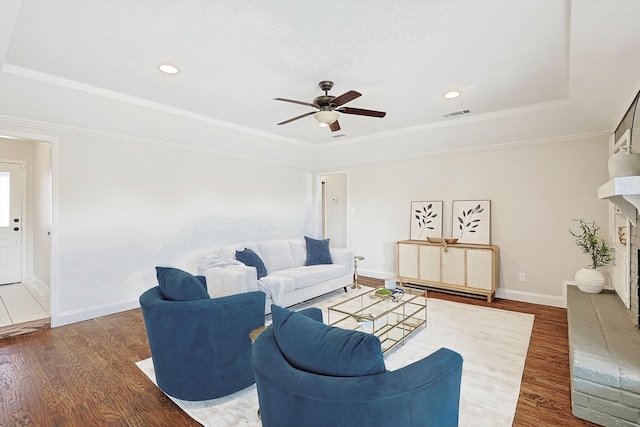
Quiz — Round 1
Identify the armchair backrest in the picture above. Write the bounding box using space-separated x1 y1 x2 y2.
251 311 463 427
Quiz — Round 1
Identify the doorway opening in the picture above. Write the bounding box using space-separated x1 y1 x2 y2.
0 137 53 338
319 173 348 249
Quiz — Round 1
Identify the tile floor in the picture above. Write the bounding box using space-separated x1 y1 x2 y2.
0 282 50 327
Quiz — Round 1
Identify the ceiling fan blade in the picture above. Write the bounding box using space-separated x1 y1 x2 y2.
338 107 386 118
277 111 316 125
273 97 317 108
329 120 341 132
330 90 361 107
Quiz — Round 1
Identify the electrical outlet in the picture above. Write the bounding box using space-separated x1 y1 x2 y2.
519 273 526 282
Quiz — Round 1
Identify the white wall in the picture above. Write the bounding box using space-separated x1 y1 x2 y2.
339 135 609 307
53 133 312 325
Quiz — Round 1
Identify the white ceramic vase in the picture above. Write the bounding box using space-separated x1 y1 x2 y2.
608 145 640 177
574 267 605 293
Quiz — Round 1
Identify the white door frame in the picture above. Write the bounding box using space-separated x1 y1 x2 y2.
0 129 58 324
0 160 27 284
314 171 349 248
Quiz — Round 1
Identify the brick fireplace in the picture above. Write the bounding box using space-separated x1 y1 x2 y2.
566 214 640 426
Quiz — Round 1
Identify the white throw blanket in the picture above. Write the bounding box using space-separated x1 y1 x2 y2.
256 275 285 306
197 255 285 305
197 255 242 270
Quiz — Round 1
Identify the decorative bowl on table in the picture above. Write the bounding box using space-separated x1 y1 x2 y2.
427 237 458 244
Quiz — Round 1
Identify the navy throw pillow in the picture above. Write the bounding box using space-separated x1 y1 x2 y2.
304 236 332 266
236 248 268 279
271 305 386 377
155 267 210 301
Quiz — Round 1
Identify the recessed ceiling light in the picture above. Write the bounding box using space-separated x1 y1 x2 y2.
158 64 179 74
443 90 461 99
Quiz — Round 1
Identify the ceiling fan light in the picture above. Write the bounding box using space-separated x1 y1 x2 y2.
314 110 339 125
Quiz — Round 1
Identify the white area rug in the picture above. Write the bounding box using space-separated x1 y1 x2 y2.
137 289 534 427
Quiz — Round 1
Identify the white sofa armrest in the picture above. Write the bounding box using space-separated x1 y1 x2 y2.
198 264 259 298
330 247 354 277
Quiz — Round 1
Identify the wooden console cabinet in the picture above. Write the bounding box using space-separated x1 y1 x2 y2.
397 240 499 302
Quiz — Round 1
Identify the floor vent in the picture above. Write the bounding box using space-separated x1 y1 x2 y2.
443 109 471 118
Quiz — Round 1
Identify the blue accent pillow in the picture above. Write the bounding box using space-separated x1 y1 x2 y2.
304 236 333 266
236 248 268 279
155 267 209 301
271 305 386 377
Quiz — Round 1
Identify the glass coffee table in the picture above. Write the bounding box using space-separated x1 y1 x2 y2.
327 287 427 353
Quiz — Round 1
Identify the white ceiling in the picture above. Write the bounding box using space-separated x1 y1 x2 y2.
1 0 639 149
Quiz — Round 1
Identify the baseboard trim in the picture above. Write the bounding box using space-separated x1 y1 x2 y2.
496 288 566 308
359 269 394 280
52 298 140 327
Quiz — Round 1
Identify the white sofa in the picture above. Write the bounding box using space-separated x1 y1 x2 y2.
196 238 354 314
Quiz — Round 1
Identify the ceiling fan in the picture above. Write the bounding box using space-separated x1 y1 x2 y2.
274 81 386 132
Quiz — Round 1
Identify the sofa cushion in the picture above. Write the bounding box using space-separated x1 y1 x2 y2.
236 248 268 279
155 267 210 301
304 236 333 266
272 264 346 290
271 305 385 377
257 240 296 273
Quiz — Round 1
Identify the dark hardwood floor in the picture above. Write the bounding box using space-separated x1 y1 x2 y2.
0 278 597 426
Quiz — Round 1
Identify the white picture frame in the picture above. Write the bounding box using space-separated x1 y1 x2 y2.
452 200 491 244
410 201 443 240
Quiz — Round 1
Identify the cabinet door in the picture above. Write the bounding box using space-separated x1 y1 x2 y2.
467 249 493 290
441 247 465 285
418 245 440 282
398 243 419 279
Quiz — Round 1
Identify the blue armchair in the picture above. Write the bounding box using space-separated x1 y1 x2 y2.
139 267 265 401
252 306 463 427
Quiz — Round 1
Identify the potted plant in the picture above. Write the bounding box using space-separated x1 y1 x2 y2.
569 219 613 293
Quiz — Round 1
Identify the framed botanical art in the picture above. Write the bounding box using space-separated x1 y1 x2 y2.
452 200 491 244
410 201 443 240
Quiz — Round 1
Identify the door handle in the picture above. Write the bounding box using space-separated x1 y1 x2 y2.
13 218 19 222
13 227 19 231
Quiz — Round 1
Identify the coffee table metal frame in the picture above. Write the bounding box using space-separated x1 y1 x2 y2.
327 288 427 353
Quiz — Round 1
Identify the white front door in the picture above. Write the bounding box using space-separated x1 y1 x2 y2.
0 162 23 285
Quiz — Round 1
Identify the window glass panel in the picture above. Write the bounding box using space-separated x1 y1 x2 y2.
0 172 9 227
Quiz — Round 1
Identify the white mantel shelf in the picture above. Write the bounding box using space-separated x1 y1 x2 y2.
598 176 640 226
